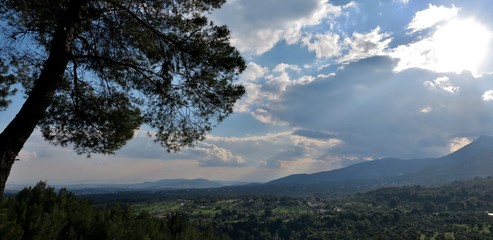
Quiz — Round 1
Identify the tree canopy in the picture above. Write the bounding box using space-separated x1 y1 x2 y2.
0 0 245 193
0 182 229 239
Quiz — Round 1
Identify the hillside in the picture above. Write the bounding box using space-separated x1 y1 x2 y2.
267 135 493 190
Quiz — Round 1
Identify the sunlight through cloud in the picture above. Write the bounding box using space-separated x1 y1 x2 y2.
420 106 433 113
482 90 493 101
432 19 492 75
449 137 471 153
408 4 459 33
393 17 492 76
424 76 459 93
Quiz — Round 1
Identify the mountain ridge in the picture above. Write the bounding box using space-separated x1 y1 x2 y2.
6 178 248 193
7 136 493 196
268 135 493 187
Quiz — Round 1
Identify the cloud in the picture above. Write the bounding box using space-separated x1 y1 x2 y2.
251 109 288 125
424 76 459 93
302 26 392 62
420 106 433 113
90 128 344 173
407 4 459 32
13 128 348 182
338 27 392 63
234 62 318 124
483 90 493 101
116 131 245 168
449 137 471 153
272 63 302 73
391 5 492 76
206 130 343 170
211 0 348 55
302 32 343 58
186 142 247 167
293 129 338 140
268 56 493 160
241 62 269 81
234 83 263 113
10 130 291 183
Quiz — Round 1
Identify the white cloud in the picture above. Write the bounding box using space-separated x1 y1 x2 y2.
234 83 263 113
303 32 343 58
430 19 492 75
392 18 492 76
235 62 318 124
252 108 288 125
266 63 311 92
207 129 343 170
272 63 302 73
420 106 433 113
449 137 471 153
241 62 269 81
187 142 247 167
211 0 346 55
391 37 435 72
407 4 459 32
483 90 493 101
424 76 459 93
338 27 392 63
396 0 409 4
303 27 392 62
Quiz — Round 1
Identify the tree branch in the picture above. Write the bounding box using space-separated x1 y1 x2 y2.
112 3 182 49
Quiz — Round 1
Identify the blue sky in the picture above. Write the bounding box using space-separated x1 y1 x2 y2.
5 0 493 184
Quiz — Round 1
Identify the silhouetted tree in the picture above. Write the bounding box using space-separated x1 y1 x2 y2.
0 0 245 193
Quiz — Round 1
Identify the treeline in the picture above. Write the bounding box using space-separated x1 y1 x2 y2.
3 178 493 239
0 182 228 240
211 178 493 239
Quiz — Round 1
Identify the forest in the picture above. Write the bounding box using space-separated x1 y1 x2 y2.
3 177 493 239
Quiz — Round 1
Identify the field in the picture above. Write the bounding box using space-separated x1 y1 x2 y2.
120 178 493 239
5 178 493 239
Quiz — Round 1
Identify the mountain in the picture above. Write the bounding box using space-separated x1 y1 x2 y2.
8 136 493 197
6 178 248 194
267 135 493 189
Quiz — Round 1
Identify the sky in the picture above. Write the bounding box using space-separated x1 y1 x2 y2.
4 0 493 185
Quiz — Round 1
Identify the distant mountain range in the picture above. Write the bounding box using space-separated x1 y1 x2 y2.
266 135 493 191
7 135 493 196
6 179 247 194
68 178 244 189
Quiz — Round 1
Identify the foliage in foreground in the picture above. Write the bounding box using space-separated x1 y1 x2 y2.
0 182 227 240
4 178 493 239
133 178 493 240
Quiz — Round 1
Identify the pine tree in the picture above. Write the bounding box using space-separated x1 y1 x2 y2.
0 0 245 193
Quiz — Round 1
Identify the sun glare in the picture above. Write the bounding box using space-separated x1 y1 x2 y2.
432 19 492 75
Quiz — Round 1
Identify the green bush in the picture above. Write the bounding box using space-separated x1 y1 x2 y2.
0 182 227 240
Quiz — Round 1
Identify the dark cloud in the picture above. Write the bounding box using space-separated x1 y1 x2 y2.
270 56 493 160
216 0 320 28
264 145 308 169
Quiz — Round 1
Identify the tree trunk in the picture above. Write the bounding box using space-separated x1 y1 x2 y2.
0 0 85 195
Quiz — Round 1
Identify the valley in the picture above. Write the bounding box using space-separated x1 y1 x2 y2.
95 177 493 239
5 136 493 239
